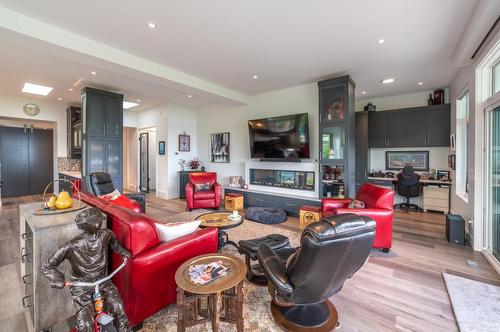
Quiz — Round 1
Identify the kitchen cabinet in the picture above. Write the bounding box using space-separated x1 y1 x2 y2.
355 112 369 189
368 104 450 148
66 106 82 159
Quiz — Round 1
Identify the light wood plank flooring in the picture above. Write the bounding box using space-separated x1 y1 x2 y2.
1 194 499 331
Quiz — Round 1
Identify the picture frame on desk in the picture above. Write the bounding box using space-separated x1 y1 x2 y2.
436 170 450 181
448 154 456 170
385 151 429 171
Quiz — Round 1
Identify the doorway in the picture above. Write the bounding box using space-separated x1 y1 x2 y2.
0 125 53 197
139 127 156 193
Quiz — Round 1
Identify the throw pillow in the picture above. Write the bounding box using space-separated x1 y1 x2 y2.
154 220 201 242
99 189 121 201
194 183 211 192
348 199 365 209
102 194 136 211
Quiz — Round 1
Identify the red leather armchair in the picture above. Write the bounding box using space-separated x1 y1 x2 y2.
322 183 395 252
185 172 222 211
80 192 218 327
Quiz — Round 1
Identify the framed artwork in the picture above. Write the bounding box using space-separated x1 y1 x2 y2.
210 132 230 163
158 141 165 155
385 151 429 171
178 134 190 152
436 170 450 181
450 134 456 151
448 154 456 170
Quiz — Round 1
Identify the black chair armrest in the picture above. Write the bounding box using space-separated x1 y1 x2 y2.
125 192 146 213
257 243 294 295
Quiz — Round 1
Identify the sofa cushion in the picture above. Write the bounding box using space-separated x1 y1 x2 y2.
193 191 215 200
154 220 201 242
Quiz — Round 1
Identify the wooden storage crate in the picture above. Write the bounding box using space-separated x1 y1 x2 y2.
224 193 244 210
299 205 322 228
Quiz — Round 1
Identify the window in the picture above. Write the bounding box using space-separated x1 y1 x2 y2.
456 91 469 201
493 60 500 94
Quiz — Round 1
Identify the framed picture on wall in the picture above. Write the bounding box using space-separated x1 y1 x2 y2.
448 154 456 170
210 132 230 163
178 134 190 152
158 141 165 155
450 134 456 151
385 151 429 171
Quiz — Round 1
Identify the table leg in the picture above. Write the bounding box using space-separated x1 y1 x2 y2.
176 287 186 332
236 281 244 332
212 291 221 332
219 230 238 250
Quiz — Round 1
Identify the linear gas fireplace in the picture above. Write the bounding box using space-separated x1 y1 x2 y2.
249 168 315 191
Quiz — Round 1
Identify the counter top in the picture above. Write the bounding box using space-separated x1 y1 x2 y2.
20 202 91 230
367 176 452 185
58 171 82 179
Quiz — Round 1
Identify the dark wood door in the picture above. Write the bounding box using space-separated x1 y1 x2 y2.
0 127 29 197
405 109 428 147
427 105 451 146
368 112 387 148
355 112 368 181
386 111 406 147
29 129 53 194
139 132 149 192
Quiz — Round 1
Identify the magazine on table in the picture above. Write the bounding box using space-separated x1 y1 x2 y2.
188 260 231 285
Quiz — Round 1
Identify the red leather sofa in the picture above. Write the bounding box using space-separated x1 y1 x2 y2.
79 192 218 327
322 183 395 252
185 172 222 211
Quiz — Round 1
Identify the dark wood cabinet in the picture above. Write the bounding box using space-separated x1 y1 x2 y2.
81 88 123 192
355 112 369 188
368 104 450 148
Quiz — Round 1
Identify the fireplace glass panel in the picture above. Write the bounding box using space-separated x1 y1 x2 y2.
250 169 314 191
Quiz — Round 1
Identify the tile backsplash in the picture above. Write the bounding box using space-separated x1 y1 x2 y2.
57 157 81 172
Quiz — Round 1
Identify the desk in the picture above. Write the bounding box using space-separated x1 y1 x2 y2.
367 177 452 214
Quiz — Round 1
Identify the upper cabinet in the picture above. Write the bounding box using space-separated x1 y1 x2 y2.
368 104 450 148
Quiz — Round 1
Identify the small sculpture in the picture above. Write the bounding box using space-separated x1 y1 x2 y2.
42 207 132 332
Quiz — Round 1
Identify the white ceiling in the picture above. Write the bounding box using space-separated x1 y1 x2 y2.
0 0 489 106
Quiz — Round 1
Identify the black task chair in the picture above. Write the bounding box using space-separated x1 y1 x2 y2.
394 166 422 211
87 172 146 213
257 213 376 332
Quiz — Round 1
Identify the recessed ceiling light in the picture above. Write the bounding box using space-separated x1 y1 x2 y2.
68 88 74 92
252 75 259 79
418 82 423 85
378 39 385 44
148 22 156 28
123 101 139 109
362 91 366 94
58 97 62 101
187 95 192 98
91 71 97 75
381 78 395 84
22 82 53 96
136 99 141 102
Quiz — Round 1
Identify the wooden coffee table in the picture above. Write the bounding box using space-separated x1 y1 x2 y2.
175 253 246 332
197 211 244 250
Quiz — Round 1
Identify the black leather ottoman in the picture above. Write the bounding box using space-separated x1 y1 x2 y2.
238 234 294 286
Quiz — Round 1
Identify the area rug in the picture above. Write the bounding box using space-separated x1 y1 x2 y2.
443 273 500 332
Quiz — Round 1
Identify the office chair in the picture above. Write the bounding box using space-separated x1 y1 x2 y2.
394 166 422 211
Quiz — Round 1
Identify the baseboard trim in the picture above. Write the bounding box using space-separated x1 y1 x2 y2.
482 249 500 276
156 190 168 200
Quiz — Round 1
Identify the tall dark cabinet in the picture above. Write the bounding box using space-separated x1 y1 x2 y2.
318 75 356 199
355 112 369 193
81 87 124 191
66 106 82 159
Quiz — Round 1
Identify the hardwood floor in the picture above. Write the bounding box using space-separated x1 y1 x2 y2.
1 194 499 331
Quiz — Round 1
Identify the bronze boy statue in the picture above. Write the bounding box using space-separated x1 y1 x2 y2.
42 208 132 332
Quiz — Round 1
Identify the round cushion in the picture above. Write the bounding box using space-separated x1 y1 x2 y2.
245 207 288 225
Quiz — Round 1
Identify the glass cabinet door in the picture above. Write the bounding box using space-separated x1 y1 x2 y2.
321 125 345 160
321 85 345 122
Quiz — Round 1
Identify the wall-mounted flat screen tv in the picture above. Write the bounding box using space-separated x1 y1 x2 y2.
248 113 310 159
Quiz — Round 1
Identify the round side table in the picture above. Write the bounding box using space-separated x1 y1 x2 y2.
197 211 244 250
175 253 246 332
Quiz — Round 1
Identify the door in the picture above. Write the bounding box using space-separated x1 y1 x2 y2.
386 111 406 147
368 112 387 148
427 105 451 146
0 127 29 196
29 129 54 195
139 132 149 192
405 109 428 146
486 106 500 262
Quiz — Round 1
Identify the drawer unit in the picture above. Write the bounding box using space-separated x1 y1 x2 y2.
423 186 450 214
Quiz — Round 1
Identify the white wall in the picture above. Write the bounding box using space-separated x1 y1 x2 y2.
355 89 449 112
196 83 318 186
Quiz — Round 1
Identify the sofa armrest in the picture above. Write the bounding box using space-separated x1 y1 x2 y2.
257 244 294 296
322 198 352 213
213 182 222 206
185 182 195 209
336 208 392 218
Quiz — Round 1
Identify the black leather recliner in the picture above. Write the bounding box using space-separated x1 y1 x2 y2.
257 213 376 332
87 172 146 213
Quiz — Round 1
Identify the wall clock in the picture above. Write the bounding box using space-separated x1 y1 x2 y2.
23 103 40 116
